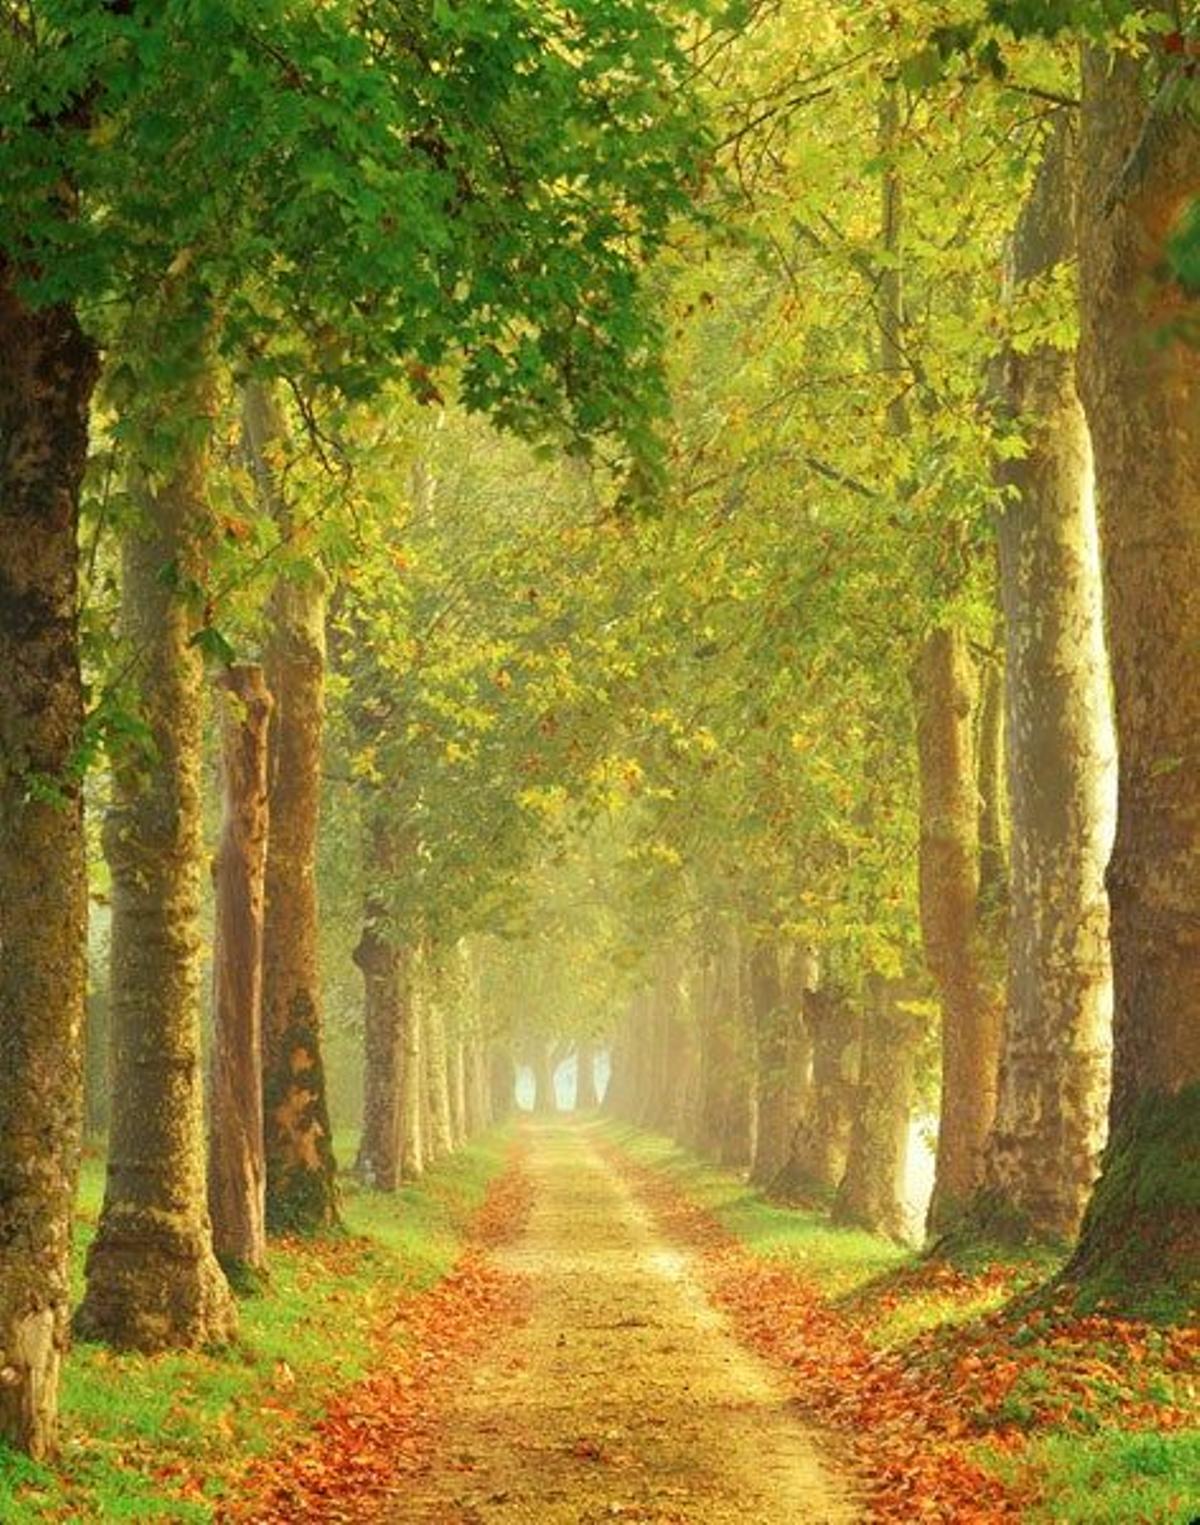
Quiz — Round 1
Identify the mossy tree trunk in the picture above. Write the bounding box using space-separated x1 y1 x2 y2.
916 628 1002 1236
0 275 97 1455
977 116 1116 1248
833 977 920 1240
247 383 339 1235
207 665 272 1278
78 349 236 1352
1068 44 1200 1312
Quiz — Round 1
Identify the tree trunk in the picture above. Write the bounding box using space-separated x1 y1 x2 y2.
833 977 921 1241
464 1028 490 1136
978 116 1117 1247
1068 45 1200 1310
531 1043 557 1115
248 384 339 1235
490 1049 516 1121
774 986 859 1201
77 360 236 1352
0 277 96 1455
749 939 790 1185
575 1038 599 1110
449 1031 468 1148
207 665 272 1279
400 986 424 1181
916 628 1002 1235
353 808 407 1192
423 994 454 1161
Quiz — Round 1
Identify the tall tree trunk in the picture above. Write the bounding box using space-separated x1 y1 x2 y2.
531 1043 557 1115
749 939 790 1186
400 987 425 1181
207 665 272 1278
833 977 921 1241
575 1038 599 1110
0 277 96 1455
978 117 1117 1246
917 628 1002 1235
247 384 339 1234
78 356 236 1352
774 985 859 1200
423 993 454 1161
353 808 407 1192
489 1049 516 1121
1068 44 1200 1310
449 1030 468 1148
464 1027 490 1136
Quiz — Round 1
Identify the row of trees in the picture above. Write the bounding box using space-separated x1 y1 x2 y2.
1 0 1197 1474
599 1 1198 1323
0 0 707 1459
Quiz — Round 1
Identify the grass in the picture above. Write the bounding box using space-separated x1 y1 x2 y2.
0 1128 512 1523
600 1121 1200 1525
599 1121 910 1297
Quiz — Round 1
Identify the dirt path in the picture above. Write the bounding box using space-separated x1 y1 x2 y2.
400 1120 857 1523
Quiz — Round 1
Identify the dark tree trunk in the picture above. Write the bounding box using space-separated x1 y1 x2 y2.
0 274 97 1455
247 384 339 1235
1068 43 1200 1312
353 811 407 1193
207 665 272 1279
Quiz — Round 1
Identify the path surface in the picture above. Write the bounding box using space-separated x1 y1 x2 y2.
400 1121 857 1523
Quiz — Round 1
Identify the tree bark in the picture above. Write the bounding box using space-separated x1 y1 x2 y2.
531 1042 557 1115
400 984 425 1181
77 355 236 1352
1068 44 1200 1309
0 275 97 1455
575 1038 599 1110
916 628 1002 1235
353 808 407 1192
978 116 1117 1246
774 985 859 1200
207 665 272 1278
423 990 454 1161
749 939 790 1186
248 384 339 1235
833 977 921 1240
489 1049 516 1121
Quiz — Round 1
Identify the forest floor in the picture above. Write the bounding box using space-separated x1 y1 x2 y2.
392 1119 855 1523
4 1118 1196 1522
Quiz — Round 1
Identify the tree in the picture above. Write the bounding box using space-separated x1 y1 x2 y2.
208 664 273 1279
1067 34 1200 1313
975 115 1116 1247
76 328 237 1351
0 271 97 1455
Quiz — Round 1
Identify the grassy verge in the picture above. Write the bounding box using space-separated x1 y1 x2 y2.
0 1128 513 1523
600 1121 1200 1524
